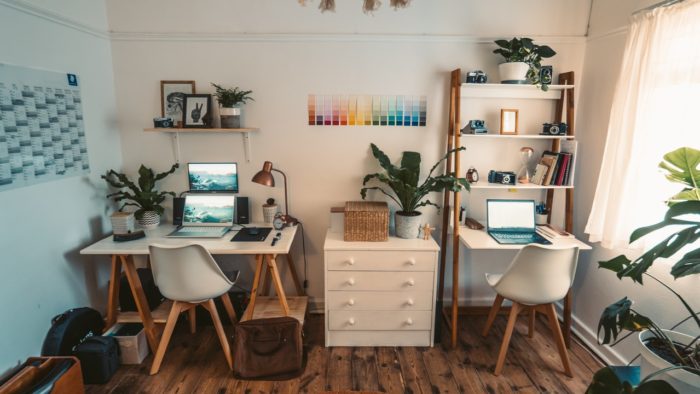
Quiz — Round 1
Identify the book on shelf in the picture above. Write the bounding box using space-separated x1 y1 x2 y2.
531 163 549 185
532 149 575 186
536 224 574 239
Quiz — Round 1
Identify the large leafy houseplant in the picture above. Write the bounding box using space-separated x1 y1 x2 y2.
102 164 178 220
493 37 556 91
587 147 700 393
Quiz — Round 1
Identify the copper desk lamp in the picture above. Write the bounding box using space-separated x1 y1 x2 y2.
251 161 298 227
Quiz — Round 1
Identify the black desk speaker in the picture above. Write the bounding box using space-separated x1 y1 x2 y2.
172 197 185 226
236 196 249 224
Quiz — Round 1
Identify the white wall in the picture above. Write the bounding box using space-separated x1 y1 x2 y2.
105 0 589 305
0 0 122 371
572 0 699 364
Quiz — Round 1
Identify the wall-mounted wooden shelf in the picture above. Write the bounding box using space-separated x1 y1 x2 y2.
144 127 260 162
460 83 574 100
468 181 573 190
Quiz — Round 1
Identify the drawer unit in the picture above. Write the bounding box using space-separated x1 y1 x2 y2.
326 250 435 271
328 310 432 331
327 291 433 311
326 271 433 292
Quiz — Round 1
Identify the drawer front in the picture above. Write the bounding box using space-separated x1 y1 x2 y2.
327 291 433 311
326 330 432 347
329 310 432 331
326 250 435 272
326 271 434 292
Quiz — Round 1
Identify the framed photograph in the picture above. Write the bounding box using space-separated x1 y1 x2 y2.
500 109 519 135
160 80 195 123
182 94 212 128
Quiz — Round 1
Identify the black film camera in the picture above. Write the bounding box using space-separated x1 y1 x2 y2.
461 119 487 134
540 66 553 86
541 122 567 136
488 170 516 185
153 117 174 128
466 70 487 84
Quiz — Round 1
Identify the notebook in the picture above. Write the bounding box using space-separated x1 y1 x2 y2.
486 199 551 245
166 194 235 238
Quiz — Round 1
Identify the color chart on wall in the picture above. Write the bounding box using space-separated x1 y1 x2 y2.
307 95 427 126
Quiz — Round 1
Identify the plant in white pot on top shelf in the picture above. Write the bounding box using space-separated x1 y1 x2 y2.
493 37 556 90
102 163 178 229
211 83 254 128
361 143 469 239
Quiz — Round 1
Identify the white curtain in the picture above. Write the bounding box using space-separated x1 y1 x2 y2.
585 0 700 249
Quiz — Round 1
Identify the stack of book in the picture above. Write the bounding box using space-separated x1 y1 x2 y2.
536 224 574 239
531 150 574 186
111 212 135 234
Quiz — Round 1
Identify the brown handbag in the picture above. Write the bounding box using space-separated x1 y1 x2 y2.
233 316 304 380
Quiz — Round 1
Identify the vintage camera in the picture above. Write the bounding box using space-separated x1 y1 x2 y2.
466 70 487 84
540 66 553 86
153 117 174 128
461 119 487 134
541 122 568 135
488 170 516 185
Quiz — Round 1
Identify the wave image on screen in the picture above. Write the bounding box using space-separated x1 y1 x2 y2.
188 163 238 192
183 195 235 224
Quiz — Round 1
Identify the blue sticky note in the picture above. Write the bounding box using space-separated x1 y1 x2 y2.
67 74 78 86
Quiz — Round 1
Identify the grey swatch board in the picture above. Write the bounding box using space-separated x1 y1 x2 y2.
0 63 89 192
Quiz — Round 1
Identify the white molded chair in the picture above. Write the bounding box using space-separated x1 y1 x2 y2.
481 244 579 377
148 244 238 375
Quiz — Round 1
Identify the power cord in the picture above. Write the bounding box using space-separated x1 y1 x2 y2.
298 222 309 289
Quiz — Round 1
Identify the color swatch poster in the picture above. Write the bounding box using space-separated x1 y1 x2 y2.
307 95 427 126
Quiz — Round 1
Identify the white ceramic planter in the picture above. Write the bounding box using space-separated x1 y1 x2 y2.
395 212 422 239
498 62 530 84
137 210 160 229
263 204 279 223
638 329 700 393
220 106 241 128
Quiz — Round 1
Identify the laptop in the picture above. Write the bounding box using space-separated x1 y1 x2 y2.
486 199 552 245
187 162 238 193
167 194 235 238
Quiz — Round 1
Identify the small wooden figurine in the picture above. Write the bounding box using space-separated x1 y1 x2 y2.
422 224 435 240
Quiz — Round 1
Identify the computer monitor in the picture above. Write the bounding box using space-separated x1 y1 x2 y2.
182 194 235 226
486 199 536 231
187 162 238 193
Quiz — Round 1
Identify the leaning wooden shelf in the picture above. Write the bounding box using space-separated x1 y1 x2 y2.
143 127 260 163
460 83 574 100
461 133 573 140
469 181 573 190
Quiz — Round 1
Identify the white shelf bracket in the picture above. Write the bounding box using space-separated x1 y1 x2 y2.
171 132 182 164
242 131 252 163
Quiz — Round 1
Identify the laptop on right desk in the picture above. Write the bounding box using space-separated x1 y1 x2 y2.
486 199 552 245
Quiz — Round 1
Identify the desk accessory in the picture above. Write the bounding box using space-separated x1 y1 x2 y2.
273 212 299 230
230 227 272 242
517 147 534 184
235 196 250 224
252 161 300 225
262 198 279 223
172 196 186 225
464 217 484 230
110 212 135 234
466 167 479 183
113 230 146 242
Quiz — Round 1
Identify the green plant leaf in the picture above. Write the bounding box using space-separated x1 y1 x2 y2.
400 151 421 187
634 380 679 394
585 367 624 394
597 297 653 344
494 39 510 48
537 45 556 58
664 200 700 220
659 147 700 201
671 247 700 278
630 218 697 243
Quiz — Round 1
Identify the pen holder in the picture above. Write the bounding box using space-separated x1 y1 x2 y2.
263 204 279 223
535 213 548 225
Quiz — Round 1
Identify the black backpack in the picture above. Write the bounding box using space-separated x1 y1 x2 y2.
41 307 104 356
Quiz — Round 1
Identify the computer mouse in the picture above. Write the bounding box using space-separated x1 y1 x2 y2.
246 227 260 236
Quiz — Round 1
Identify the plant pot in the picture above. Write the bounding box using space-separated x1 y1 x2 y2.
220 106 241 128
262 204 279 224
137 211 161 229
638 329 700 393
498 62 530 84
395 211 422 239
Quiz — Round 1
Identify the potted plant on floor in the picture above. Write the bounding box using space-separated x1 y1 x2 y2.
211 83 254 128
587 147 700 393
493 37 556 90
361 143 469 239
102 164 178 229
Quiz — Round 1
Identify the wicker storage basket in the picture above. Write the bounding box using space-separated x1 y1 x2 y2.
344 201 389 242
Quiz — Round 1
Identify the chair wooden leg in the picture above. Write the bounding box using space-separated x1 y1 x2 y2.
220 292 238 325
150 301 183 375
482 294 504 337
544 303 573 377
494 302 521 376
188 307 196 334
203 299 233 370
528 307 536 339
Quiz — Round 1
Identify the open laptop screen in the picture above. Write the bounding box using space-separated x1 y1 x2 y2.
183 194 235 226
487 200 536 231
188 162 239 193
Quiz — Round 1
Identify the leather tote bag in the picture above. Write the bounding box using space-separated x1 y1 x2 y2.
233 316 303 379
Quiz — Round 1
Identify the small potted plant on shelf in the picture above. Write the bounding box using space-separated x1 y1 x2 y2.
586 147 700 393
211 83 254 128
361 143 470 239
102 164 178 229
493 37 556 91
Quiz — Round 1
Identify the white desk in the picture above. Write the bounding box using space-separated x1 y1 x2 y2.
457 226 591 346
80 223 304 353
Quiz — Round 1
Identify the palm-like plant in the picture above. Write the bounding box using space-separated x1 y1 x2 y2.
102 164 178 219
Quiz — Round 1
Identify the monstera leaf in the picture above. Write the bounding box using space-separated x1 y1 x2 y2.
597 297 653 345
586 367 679 394
660 147 700 203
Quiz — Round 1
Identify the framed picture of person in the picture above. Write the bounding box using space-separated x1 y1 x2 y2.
160 80 195 125
182 94 212 128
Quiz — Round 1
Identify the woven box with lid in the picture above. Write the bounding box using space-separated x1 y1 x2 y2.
344 201 389 242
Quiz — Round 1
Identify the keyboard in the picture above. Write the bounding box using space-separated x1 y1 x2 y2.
166 226 229 238
488 231 552 245
180 226 225 233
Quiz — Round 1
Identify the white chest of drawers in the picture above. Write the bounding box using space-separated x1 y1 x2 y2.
323 230 440 347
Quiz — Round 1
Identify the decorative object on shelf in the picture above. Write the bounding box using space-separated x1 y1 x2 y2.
540 66 553 87
500 109 519 134
153 117 174 128
492 37 556 91
517 147 534 184
462 119 487 134
421 223 435 240
307 94 426 126
182 94 213 128
262 198 279 223
343 201 389 241
466 70 487 84
466 167 479 183
273 212 299 230
589 147 700 393
102 164 179 229
252 161 299 226
160 80 195 123
110 212 135 235
360 143 469 239
487 170 516 185
535 202 549 225
541 122 567 136
298 0 411 14
211 83 254 129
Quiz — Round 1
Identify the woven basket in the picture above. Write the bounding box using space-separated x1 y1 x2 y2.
344 201 389 242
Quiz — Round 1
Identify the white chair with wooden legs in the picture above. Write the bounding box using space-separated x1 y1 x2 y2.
148 244 237 375
481 244 579 377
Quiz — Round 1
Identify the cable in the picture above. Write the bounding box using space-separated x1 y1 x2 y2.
298 222 309 288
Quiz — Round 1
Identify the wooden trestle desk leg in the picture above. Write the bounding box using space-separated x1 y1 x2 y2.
105 255 122 330
284 254 305 296
120 254 159 353
268 254 290 316
564 290 573 348
261 262 272 296
246 254 265 321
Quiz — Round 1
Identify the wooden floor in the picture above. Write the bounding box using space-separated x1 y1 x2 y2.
87 313 603 393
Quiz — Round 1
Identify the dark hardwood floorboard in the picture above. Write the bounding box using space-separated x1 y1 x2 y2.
86 313 601 394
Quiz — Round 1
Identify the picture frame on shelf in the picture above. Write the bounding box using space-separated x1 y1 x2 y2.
182 94 212 128
500 108 519 135
160 81 195 125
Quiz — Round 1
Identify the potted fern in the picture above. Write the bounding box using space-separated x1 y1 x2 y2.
102 164 178 229
211 83 254 128
493 37 556 90
361 143 469 239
